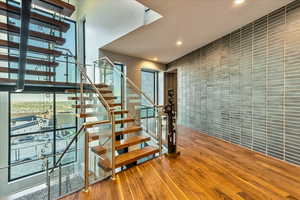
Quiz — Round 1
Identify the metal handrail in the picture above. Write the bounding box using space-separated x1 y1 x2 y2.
77 63 112 113
53 48 111 112
52 63 114 172
96 57 164 108
51 125 84 172
54 46 76 58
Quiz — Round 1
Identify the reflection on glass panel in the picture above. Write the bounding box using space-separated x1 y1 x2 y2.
141 70 155 106
140 107 155 118
113 64 124 103
11 93 54 135
10 157 54 181
56 94 76 129
56 128 76 154
56 128 76 165
9 93 77 181
141 70 157 118
10 131 54 180
61 19 76 56
10 132 54 163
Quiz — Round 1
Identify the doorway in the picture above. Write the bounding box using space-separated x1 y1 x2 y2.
164 69 177 112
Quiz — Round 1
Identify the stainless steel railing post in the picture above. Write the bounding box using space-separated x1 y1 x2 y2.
158 112 163 156
83 127 90 192
45 158 50 200
111 111 116 180
146 108 149 133
59 163 62 196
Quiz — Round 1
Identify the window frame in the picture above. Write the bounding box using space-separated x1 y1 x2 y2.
141 69 159 119
5 0 78 84
8 92 78 181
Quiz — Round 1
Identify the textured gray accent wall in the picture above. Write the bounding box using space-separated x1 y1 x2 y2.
168 0 300 166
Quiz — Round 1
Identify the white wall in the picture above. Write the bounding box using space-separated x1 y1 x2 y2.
76 0 145 63
99 49 166 88
99 50 166 109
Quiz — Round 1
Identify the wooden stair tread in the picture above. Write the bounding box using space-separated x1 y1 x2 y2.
116 136 150 150
0 39 62 56
65 89 96 93
109 103 122 107
0 78 82 86
77 112 99 118
72 104 98 109
88 133 100 142
115 146 159 168
94 83 109 88
81 83 108 89
99 89 113 94
113 110 129 115
32 0 76 17
84 118 134 128
0 22 65 45
0 67 55 76
84 120 110 128
65 89 112 94
97 146 158 170
104 96 117 100
115 118 135 125
68 97 94 101
91 146 106 156
0 1 70 32
97 156 112 171
116 126 142 136
68 96 116 102
88 130 112 139
0 54 58 67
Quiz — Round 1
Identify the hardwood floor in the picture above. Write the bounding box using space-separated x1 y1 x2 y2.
61 126 300 200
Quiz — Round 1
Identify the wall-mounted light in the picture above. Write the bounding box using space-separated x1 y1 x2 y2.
234 0 245 5
176 40 183 46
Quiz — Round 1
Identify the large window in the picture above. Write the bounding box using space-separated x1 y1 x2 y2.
141 69 158 118
9 92 77 181
0 0 77 83
114 63 125 104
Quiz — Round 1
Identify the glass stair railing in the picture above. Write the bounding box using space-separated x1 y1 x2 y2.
0 149 85 200
94 57 168 152
0 55 172 200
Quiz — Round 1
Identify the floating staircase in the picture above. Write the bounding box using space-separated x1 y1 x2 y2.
60 58 165 188
0 0 75 88
0 1 169 199
66 82 160 169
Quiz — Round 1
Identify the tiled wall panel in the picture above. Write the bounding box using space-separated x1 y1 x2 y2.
170 0 300 166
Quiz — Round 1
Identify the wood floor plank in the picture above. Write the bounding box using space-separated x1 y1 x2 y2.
61 126 300 200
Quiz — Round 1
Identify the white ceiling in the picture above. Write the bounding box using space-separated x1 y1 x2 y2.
102 0 294 64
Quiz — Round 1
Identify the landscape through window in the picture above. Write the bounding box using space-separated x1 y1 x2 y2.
9 92 77 181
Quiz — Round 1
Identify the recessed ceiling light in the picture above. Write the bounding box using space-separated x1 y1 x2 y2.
153 57 158 61
234 0 245 5
176 40 183 46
